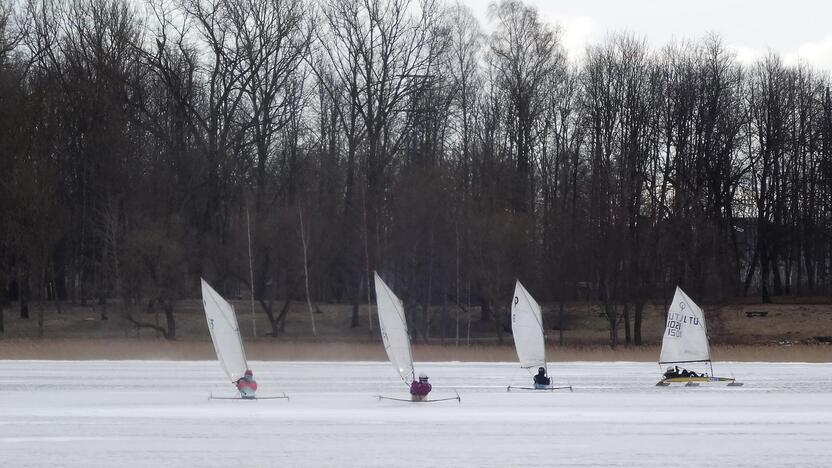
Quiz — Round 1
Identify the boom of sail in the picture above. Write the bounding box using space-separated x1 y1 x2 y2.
659 287 710 365
201 278 249 383
511 280 546 372
374 272 414 384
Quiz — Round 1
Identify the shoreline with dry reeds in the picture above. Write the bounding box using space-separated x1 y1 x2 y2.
0 338 830 362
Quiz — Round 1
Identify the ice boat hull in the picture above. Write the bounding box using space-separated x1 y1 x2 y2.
377 394 461 403
506 385 573 392
656 376 742 386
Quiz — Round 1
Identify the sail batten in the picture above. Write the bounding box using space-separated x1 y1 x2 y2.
374 272 414 384
201 279 248 383
511 280 546 373
659 287 710 365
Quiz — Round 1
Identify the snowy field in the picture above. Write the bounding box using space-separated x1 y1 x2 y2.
1 360 831 467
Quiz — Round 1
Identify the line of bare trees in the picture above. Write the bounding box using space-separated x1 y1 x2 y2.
1 0 830 343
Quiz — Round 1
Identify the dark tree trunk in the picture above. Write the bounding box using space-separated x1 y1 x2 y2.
440 297 448 345
275 299 293 335
164 305 176 340
478 297 503 344
37 301 44 338
606 302 618 347
771 257 783 296
350 274 363 328
761 245 772 303
633 301 644 345
623 303 631 345
19 271 29 319
479 294 490 322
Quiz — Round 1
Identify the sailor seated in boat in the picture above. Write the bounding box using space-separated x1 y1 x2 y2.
533 367 552 389
679 368 702 378
668 367 703 379
410 373 432 401
236 369 258 399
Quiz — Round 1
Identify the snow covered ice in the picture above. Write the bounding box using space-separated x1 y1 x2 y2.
1 360 830 467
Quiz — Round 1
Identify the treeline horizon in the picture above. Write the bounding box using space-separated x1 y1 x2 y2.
1 0 830 344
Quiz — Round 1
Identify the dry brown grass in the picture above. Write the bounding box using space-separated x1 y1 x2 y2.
3 300 830 349
0 338 829 362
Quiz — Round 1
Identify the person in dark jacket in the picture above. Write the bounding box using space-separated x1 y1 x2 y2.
236 369 258 399
663 366 680 379
410 373 432 401
533 367 551 389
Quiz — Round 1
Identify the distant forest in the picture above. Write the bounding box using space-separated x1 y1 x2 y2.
1 0 830 343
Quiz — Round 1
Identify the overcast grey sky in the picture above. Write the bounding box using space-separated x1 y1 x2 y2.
462 0 832 69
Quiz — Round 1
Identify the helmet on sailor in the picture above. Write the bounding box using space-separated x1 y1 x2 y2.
418 372 429 381
244 369 253 376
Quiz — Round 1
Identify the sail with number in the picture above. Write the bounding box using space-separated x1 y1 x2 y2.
511 280 546 372
201 278 249 383
659 287 710 365
374 272 414 384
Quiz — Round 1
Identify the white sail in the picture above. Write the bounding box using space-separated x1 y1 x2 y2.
511 280 546 372
201 278 249 383
659 287 710 364
374 272 414 384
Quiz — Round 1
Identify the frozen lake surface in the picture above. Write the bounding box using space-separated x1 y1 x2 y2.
1 360 830 467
